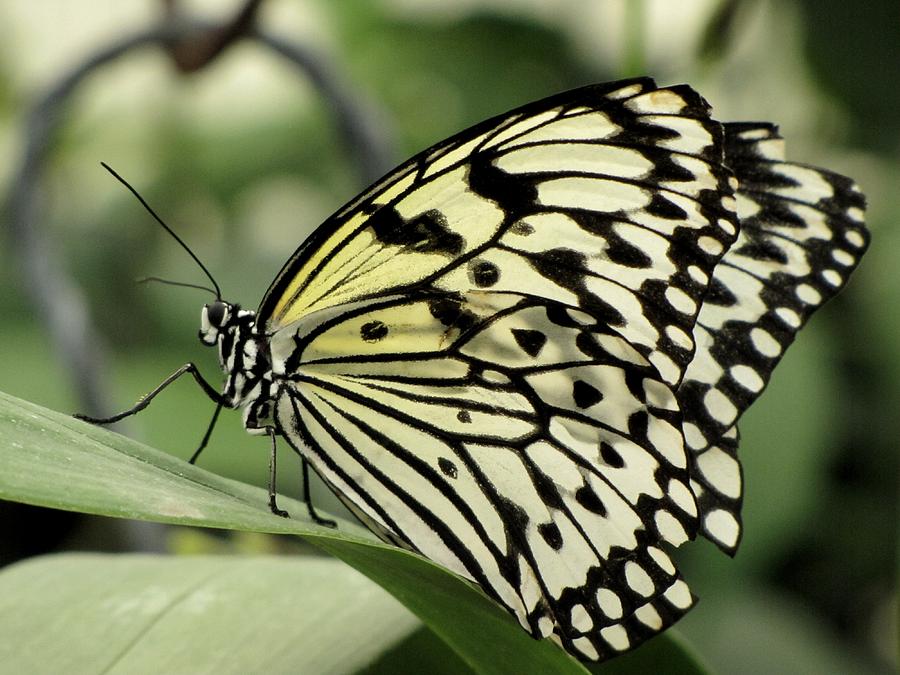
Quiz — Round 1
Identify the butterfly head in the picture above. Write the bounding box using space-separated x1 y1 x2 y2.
199 299 270 413
199 299 233 346
199 299 256 348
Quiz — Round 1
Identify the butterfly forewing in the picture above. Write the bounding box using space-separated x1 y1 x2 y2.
677 123 869 552
260 78 739 387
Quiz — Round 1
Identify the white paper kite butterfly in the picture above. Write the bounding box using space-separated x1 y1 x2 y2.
82 78 868 662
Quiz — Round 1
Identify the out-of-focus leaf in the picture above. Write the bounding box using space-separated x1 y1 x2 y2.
0 554 418 674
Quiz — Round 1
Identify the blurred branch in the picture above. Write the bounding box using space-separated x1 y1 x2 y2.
6 28 173 419
158 0 395 180
162 0 264 73
253 29 394 184
4 15 394 425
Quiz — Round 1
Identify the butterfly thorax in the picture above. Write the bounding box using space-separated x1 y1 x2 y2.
199 300 277 434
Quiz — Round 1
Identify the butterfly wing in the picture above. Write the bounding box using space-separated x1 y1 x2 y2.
678 123 869 552
274 291 696 660
259 78 742 660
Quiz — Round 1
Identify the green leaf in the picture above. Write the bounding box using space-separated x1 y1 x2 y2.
0 553 419 674
360 625 477 674
0 391 707 673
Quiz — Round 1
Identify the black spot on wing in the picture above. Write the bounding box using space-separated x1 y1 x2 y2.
623 369 647 402
545 303 584 329
496 496 530 547
748 198 808 229
438 457 458 479
471 260 500 287
575 485 607 516
600 441 625 468
468 156 538 216
360 320 389 342
428 296 461 325
646 193 689 220
529 247 626 327
573 379 603 409
457 410 472 423
511 328 548 357
734 236 789 264
568 211 653 269
510 221 535 236
606 238 654 268
369 206 464 255
529 248 586 286
627 410 650 446
704 276 738 306
609 114 681 148
645 151 700 184
532 470 566 510
538 522 563 550
427 296 478 333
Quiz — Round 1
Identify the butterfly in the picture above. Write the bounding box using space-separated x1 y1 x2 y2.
81 78 868 662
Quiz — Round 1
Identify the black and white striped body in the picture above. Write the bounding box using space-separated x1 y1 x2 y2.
200 302 276 435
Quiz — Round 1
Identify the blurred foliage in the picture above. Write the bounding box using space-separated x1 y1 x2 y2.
331 6 598 142
0 0 896 672
796 0 900 151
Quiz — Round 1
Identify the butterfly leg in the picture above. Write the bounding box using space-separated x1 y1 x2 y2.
75 362 225 424
302 457 337 528
189 401 223 464
266 427 290 518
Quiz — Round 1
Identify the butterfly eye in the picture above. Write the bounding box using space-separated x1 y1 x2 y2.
206 300 228 328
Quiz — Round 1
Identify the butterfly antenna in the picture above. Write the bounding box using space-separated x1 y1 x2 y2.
101 162 222 299
137 276 219 297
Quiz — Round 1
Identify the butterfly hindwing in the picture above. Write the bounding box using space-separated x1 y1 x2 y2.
271 290 696 659
678 123 869 552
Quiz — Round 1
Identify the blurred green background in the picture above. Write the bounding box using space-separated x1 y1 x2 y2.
0 1 896 672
